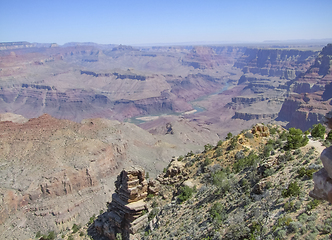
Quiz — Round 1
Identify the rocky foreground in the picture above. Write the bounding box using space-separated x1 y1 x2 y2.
37 123 332 240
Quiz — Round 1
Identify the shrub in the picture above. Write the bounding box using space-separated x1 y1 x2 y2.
226 132 233 140
148 207 159 221
306 199 320 211
36 231 42 238
284 201 295 212
204 157 212 166
217 140 223 146
177 155 184 161
263 144 273 158
278 151 294 163
326 130 332 142
72 223 81 233
235 150 245 160
244 132 254 139
178 186 194 203
204 144 213 152
233 151 259 173
279 131 288 141
286 128 308 149
88 214 96 225
270 127 277 135
311 123 326 138
212 170 234 194
210 202 228 224
214 148 223 157
282 181 300 197
297 167 317 179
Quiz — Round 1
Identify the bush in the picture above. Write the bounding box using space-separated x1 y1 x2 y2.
212 170 230 193
286 128 308 149
217 140 223 146
244 132 254 139
210 202 228 224
297 167 316 179
88 214 96 225
326 130 332 142
214 148 223 157
204 157 212 166
311 123 326 138
270 127 277 135
178 186 194 203
72 223 81 233
148 207 159 221
282 181 300 197
233 151 259 173
226 132 233 140
306 199 320 211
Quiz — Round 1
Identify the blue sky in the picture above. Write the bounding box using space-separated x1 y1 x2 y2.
0 0 331 45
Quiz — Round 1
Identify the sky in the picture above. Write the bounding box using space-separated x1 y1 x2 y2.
0 0 331 46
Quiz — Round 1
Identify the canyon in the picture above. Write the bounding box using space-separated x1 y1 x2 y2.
0 41 331 239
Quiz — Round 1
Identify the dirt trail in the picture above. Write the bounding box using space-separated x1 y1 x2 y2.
308 138 326 154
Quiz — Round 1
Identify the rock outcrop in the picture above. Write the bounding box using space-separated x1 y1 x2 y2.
157 159 190 185
92 166 159 240
251 123 270 137
310 113 332 203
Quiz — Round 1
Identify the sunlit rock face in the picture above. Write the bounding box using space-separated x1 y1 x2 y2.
91 166 159 240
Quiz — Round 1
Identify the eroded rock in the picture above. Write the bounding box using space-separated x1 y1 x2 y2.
91 166 159 240
251 123 270 137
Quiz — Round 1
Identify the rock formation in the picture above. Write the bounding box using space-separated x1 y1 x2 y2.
251 123 270 137
310 112 332 203
92 166 159 240
278 44 332 130
157 159 190 185
234 48 317 79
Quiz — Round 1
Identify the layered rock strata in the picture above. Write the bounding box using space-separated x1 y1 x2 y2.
278 44 332 130
93 166 159 240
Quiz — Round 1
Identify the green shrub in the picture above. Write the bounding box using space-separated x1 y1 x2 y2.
72 223 81 233
326 130 332 142
311 123 326 138
286 128 308 149
284 201 295 212
88 214 96 225
177 155 184 161
148 207 159 221
204 144 213 152
214 148 223 157
210 202 227 224
178 186 194 203
217 140 223 146
306 199 320 211
204 157 212 166
297 167 316 179
233 151 259 173
282 181 300 197
226 132 233 140
36 231 42 238
270 127 277 135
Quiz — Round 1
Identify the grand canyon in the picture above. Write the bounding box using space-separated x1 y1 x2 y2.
1 41 332 239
